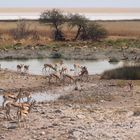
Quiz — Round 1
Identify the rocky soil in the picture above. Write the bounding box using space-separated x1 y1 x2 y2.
0 69 140 140
0 46 140 61
0 69 47 92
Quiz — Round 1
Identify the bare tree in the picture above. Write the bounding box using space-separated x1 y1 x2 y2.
11 19 30 40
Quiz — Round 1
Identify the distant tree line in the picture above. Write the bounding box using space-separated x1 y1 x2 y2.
40 9 108 41
11 9 108 41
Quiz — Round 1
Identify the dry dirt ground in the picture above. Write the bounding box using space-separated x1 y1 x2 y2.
0 70 140 140
0 69 48 92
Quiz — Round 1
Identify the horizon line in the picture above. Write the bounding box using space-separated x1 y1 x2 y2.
0 7 140 13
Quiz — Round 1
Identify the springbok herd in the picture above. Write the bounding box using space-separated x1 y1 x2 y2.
16 61 89 84
0 61 89 125
42 61 89 84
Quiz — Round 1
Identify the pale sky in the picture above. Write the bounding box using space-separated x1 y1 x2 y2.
0 0 140 8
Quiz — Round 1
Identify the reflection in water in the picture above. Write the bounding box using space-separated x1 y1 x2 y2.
0 85 74 106
31 92 60 102
0 92 60 106
0 58 124 75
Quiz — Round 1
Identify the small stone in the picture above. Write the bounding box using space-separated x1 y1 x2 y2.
74 86 78 90
32 135 38 139
41 111 45 114
52 123 58 126
70 118 75 121
73 131 83 138
100 100 104 103
126 111 134 117
40 131 45 135
66 104 72 107
54 109 62 113
0 135 5 139
77 114 85 119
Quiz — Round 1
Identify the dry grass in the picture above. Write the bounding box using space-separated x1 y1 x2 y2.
0 20 140 47
98 20 140 37
0 20 140 37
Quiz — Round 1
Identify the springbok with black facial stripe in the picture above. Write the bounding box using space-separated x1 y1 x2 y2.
17 64 24 72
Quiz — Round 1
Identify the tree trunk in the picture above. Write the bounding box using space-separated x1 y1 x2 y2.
80 26 87 40
74 25 81 41
54 23 59 40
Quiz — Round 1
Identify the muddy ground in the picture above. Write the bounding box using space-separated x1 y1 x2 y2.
0 69 140 140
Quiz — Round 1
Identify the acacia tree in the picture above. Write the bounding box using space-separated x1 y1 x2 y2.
40 9 66 41
68 14 88 40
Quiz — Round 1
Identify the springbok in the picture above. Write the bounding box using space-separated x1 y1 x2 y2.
48 72 62 84
2 92 17 109
74 63 82 76
60 65 68 74
5 100 35 121
128 81 134 96
17 64 24 72
62 74 75 84
2 89 32 109
60 68 75 84
121 46 129 59
17 100 36 124
24 65 29 73
79 66 89 81
42 63 56 75
15 89 32 103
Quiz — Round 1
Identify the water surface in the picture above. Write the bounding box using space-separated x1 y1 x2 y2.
0 58 123 75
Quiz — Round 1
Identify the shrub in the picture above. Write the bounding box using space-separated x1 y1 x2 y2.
109 57 119 63
86 23 108 41
10 19 30 40
101 65 140 80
